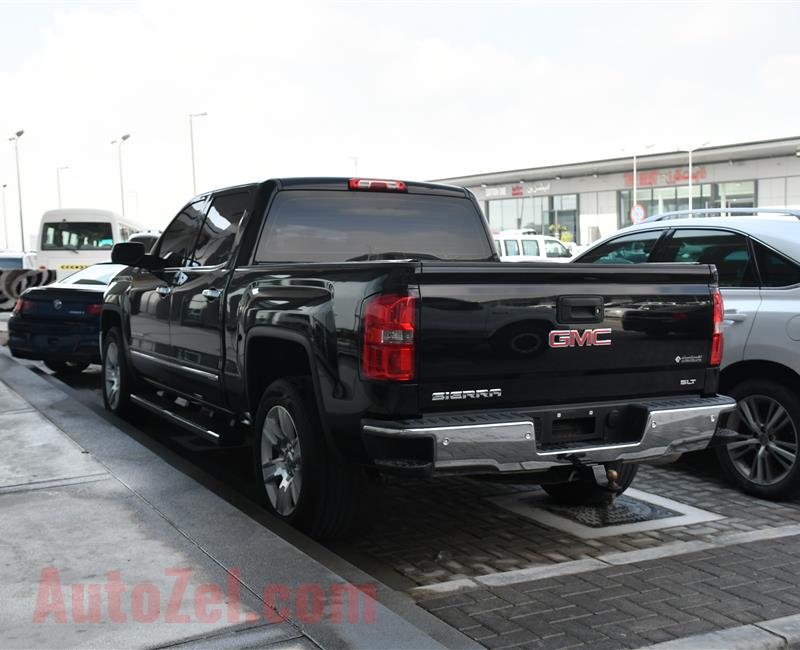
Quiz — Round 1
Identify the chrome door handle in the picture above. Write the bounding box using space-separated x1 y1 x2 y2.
156 286 172 296
202 288 222 300
724 312 748 322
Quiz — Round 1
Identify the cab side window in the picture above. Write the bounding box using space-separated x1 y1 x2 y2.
654 229 757 288
753 241 800 287
545 240 571 258
156 200 206 267
579 230 662 264
193 191 252 267
504 240 520 256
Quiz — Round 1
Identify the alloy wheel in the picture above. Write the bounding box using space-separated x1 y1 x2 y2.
725 394 799 486
261 405 303 516
104 341 121 410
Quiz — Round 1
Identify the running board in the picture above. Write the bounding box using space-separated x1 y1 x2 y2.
131 394 221 442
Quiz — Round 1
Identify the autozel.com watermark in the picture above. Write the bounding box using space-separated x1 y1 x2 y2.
33 568 377 625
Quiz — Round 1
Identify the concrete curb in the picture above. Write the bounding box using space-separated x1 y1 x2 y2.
640 612 800 649
0 353 463 650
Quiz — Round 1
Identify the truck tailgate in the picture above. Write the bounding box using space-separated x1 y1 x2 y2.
417 262 717 412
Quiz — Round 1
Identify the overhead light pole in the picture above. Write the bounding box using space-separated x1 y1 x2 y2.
686 141 710 211
1 183 7 250
631 144 655 207
111 134 130 216
189 112 207 195
9 130 25 251
56 165 69 208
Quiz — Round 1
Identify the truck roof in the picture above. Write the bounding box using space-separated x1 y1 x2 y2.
196 177 470 200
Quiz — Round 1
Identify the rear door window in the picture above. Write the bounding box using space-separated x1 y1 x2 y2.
521 239 540 256
504 240 520 256
579 230 663 264
753 241 800 287
255 191 493 262
41 222 114 250
653 229 757 287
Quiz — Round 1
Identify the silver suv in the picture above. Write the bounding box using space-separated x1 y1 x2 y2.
575 208 800 500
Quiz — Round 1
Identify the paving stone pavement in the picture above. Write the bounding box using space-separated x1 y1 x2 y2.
349 452 800 588
417 534 800 649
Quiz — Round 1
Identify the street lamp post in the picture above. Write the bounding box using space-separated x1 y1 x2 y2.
112 134 130 216
686 141 710 211
348 156 358 176
56 166 69 209
632 144 655 207
189 112 207 195
9 130 24 250
1 183 7 250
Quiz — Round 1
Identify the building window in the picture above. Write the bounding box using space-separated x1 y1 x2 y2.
488 194 578 243
618 181 755 227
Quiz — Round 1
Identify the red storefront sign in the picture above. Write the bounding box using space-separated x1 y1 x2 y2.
511 185 524 196
624 167 706 188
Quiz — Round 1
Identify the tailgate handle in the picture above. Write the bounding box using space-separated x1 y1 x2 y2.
557 295 604 324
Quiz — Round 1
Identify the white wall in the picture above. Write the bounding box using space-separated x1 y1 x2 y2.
787 176 800 208
758 177 786 207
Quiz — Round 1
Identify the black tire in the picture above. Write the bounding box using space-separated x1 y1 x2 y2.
253 378 365 539
101 327 134 416
44 360 90 374
543 463 639 505
715 379 800 500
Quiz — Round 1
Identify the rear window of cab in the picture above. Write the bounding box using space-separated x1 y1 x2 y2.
255 190 493 263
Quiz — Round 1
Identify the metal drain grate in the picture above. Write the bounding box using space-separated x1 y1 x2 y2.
546 495 680 528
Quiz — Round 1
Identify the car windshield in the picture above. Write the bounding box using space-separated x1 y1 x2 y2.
41 221 114 250
62 264 126 286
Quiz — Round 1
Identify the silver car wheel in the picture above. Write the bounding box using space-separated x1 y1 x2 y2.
726 394 799 486
104 340 121 410
261 405 303 516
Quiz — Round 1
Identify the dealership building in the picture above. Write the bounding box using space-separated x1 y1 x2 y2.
437 135 800 246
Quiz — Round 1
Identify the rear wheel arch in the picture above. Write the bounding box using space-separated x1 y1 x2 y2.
720 360 800 395
244 330 325 425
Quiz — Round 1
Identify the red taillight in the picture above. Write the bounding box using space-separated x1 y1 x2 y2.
86 303 103 316
13 298 32 314
362 294 416 381
710 289 724 366
348 178 407 192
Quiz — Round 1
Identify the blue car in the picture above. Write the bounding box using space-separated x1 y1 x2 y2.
8 263 126 374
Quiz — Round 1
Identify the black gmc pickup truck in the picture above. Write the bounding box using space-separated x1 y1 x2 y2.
103 177 735 538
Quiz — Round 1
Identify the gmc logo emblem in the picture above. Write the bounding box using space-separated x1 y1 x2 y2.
549 328 612 348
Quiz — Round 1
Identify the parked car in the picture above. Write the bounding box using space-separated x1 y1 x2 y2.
575 208 800 500
492 230 573 262
101 177 733 538
8 263 126 374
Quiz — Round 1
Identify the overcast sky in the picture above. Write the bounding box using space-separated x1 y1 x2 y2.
1 0 799 245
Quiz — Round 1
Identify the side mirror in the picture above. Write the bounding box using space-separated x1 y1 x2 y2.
112 242 146 266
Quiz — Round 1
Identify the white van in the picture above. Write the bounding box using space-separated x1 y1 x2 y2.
37 209 145 279
492 230 573 263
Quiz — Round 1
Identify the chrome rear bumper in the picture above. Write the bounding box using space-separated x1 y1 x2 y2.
362 395 736 473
